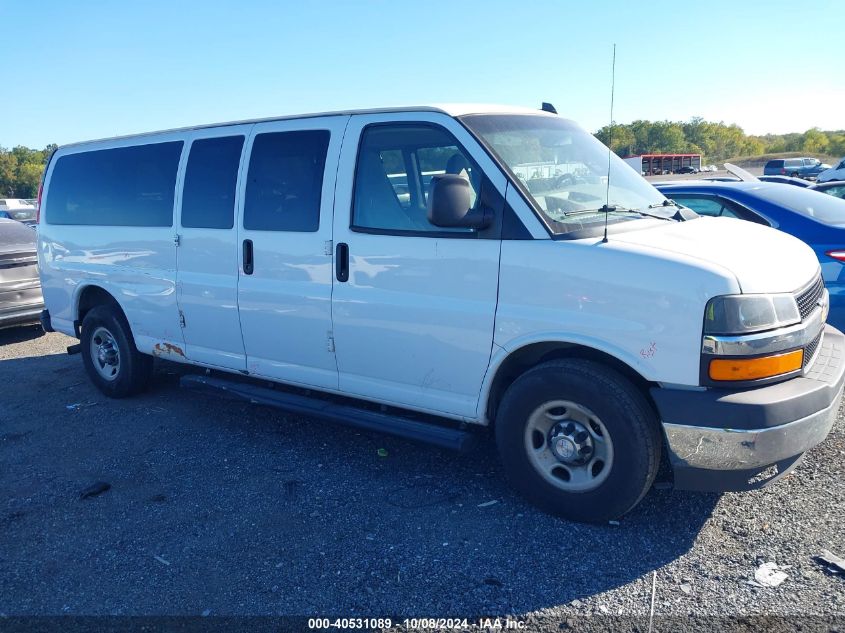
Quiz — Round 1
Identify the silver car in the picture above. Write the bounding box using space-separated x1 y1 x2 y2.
0 218 43 329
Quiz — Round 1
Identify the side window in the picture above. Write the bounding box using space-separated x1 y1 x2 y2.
380 149 410 209
181 135 244 229
353 124 481 233
671 195 769 225
46 142 183 226
243 130 329 232
670 196 729 218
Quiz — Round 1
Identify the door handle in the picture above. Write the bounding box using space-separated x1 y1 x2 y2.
336 242 349 282
242 239 254 275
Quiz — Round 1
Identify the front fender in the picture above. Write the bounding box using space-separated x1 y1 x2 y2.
476 333 649 423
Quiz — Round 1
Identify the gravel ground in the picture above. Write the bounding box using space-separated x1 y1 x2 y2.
1 327 843 629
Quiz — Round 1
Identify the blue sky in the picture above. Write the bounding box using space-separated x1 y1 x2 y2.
1 0 842 148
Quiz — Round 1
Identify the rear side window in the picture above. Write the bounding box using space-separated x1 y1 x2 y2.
46 142 183 226
181 135 244 229
666 193 768 225
754 185 845 226
243 130 329 232
785 159 802 168
766 160 784 168
822 185 845 199
670 196 737 218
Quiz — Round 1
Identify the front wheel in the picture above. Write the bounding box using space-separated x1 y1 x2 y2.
495 359 661 522
81 305 152 398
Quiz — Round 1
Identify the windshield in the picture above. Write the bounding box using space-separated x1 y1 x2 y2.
461 114 667 235
753 184 845 226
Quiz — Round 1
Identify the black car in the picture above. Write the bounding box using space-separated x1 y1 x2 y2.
676 165 699 174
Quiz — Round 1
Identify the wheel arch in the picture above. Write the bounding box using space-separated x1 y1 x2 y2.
74 284 127 334
481 339 656 426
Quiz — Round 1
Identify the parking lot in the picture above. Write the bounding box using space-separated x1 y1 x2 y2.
644 166 764 183
1 327 843 626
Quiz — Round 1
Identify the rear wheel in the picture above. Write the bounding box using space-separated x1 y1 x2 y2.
495 359 661 522
791 172 800 178
81 305 152 398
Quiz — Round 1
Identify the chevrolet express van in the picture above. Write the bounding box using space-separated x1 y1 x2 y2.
37 105 844 522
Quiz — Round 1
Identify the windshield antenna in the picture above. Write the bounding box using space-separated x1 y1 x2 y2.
601 43 617 244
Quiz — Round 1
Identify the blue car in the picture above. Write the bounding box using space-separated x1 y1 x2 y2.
657 181 845 331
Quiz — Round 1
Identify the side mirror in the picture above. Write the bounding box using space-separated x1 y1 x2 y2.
427 174 491 229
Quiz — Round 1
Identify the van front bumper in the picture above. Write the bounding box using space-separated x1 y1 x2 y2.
651 324 845 492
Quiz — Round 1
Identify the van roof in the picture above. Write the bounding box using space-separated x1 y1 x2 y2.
58 103 553 150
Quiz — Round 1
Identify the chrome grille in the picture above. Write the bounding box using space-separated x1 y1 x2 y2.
803 332 822 369
796 274 824 320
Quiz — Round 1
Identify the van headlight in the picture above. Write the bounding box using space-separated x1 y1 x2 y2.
704 294 801 335
702 293 806 383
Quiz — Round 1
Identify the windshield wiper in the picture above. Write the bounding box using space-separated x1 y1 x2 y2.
604 204 676 222
647 199 698 221
554 208 610 217
553 203 682 222
648 199 679 210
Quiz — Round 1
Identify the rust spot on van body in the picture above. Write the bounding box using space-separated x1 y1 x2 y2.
153 342 185 357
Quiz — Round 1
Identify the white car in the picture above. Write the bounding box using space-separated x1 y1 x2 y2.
818 157 845 183
37 104 844 522
0 198 38 227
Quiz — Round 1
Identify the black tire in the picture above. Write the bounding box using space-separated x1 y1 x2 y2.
495 359 661 523
80 304 152 398
791 172 800 178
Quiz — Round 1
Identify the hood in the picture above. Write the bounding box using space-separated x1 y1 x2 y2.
610 216 819 294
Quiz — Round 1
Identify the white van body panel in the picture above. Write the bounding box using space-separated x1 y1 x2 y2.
38 226 185 356
330 111 508 418
611 216 820 294
490 236 740 397
38 131 187 356
174 124 254 370
236 116 349 390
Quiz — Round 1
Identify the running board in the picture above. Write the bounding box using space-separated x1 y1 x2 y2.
180 374 477 453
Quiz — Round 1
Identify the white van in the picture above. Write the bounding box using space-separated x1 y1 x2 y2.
37 105 844 522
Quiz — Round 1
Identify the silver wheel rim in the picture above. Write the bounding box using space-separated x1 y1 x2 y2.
524 399 614 492
90 326 120 382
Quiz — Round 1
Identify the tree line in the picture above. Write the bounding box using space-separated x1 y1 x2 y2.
0 144 57 198
595 118 845 163
3 120 845 197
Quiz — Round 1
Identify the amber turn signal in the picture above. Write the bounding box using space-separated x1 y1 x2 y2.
709 349 803 381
